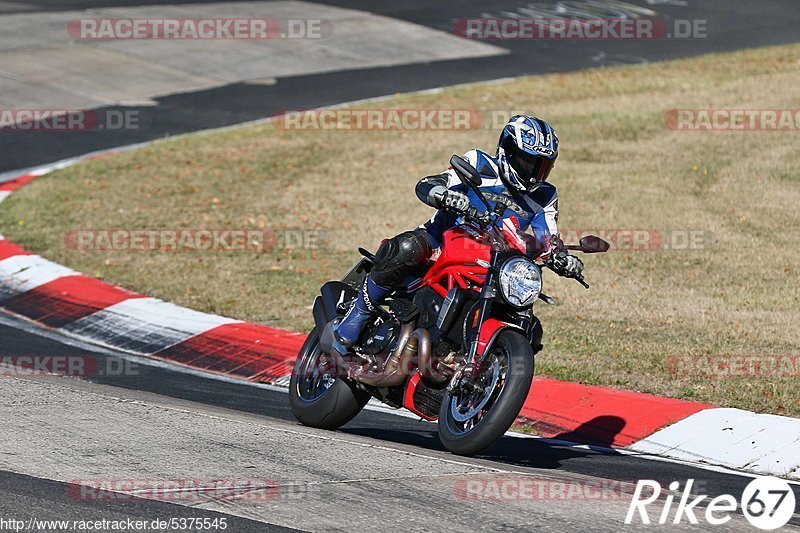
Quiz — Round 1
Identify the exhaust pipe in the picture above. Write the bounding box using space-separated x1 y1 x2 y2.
348 327 452 387
345 323 414 387
415 329 450 386
320 322 451 388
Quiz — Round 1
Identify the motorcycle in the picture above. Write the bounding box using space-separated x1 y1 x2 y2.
289 154 610 456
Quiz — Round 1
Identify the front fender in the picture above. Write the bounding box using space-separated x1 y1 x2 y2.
475 317 526 358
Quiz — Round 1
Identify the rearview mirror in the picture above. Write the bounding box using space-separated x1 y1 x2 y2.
450 154 482 188
579 235 611 253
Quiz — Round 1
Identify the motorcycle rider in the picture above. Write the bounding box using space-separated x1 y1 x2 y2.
333 115 584 350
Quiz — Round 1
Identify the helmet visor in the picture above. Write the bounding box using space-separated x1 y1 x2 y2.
502 136 554 189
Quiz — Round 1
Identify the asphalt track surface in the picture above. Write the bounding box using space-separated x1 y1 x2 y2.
2 0 800 172
0 472 294 533
2 311 800 530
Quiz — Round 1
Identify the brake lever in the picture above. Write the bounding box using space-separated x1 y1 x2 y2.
544 260 590 289
538 293 556 305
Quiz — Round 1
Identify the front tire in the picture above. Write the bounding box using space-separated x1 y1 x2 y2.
438 330 534 456
289 329 370 430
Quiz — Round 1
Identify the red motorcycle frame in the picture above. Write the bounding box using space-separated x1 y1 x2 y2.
402 221 539 420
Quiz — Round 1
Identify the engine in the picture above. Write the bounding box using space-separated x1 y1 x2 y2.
360 317 401 356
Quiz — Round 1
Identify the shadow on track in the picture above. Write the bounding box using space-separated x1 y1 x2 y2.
341 421 622 472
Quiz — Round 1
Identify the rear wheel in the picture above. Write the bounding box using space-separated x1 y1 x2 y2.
289 329 370 430
438 330 534 456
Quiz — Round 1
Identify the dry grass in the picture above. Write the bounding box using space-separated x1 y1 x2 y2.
3 44 799 415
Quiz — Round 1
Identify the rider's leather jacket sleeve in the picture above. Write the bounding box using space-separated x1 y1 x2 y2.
415 173 450 209
415 168 466 209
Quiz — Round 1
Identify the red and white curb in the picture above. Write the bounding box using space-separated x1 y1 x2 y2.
2 151 798 481
631 409 800 479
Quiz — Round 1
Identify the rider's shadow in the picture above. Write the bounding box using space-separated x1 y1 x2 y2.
551 415 626 448
340 415 625 470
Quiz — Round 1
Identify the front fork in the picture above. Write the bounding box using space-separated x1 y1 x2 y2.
449 249 503 392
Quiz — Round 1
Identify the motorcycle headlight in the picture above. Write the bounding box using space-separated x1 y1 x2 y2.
498 256 542 309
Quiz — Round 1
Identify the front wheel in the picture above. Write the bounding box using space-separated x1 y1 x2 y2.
289 329 370 430
438 330 534 456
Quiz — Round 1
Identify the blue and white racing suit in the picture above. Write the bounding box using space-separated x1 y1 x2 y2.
416 149 559 254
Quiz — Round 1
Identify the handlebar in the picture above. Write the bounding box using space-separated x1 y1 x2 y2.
545 262 590 288
459 205 591 289
546 254 590 289
462 194 509 227
446 156 598 292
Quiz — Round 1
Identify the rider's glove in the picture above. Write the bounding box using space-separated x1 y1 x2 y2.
435 189 471 214
551 251 584 278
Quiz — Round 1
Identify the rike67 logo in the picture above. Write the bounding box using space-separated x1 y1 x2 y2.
626 476 796 530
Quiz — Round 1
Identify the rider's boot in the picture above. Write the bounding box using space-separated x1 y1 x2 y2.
332 276 390 348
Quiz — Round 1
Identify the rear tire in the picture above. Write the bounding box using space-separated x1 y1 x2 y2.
289 329 370 430
438 330 534 456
